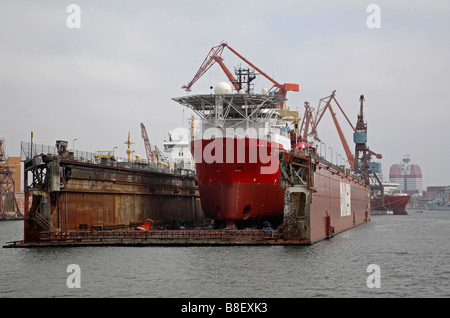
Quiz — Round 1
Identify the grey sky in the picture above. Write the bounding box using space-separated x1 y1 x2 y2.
1 0 449 188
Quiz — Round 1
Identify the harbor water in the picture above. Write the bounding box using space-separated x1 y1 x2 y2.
1 210 449 298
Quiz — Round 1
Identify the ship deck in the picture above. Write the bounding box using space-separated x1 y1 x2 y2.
172 93 286 111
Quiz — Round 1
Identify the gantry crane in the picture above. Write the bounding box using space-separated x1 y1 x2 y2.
182 42 299 108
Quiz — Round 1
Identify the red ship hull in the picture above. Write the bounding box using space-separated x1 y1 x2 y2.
371 195 411 215
197 182 284 221
192 136 371 237
192 137 285 222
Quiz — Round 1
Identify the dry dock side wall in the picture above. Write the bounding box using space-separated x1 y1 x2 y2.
280 152 370 244
24 156 202 242
309 164 370 243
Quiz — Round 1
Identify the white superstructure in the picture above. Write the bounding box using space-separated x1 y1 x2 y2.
163 127 195 172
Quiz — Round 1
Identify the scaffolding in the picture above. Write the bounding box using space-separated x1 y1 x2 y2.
0 138 21 217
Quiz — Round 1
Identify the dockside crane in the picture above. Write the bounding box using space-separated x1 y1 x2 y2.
354 95 382 183
140 123 169 168
302 91 382 183
141 123 155 164
311 91 356 170
182 42 299 107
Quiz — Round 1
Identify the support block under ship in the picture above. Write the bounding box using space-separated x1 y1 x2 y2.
173 83 371 243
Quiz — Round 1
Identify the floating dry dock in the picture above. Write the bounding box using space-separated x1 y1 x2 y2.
3 140 370 248
4 140 208 247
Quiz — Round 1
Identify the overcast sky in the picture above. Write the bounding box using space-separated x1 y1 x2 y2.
1 0 449 188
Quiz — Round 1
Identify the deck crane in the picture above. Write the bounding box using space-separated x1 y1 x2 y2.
140 123 169 168
182 42 299 108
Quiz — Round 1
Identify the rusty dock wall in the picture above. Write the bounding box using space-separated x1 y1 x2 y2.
23 154 203 243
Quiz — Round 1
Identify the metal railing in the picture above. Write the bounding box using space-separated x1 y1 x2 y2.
20 141 177 175
21 141 58 161
39 229 276 242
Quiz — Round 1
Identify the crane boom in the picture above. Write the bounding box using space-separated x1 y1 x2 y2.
213 55 240 91
224 44 299 95
141 123 170 167
140 123 154 164
182 43 225 92
327 94 355 169
182 43 227 92
310 91 355 169
182 42 299 107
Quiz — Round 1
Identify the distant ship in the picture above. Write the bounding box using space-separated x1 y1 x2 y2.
371 182 411 215
426 197 450 211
